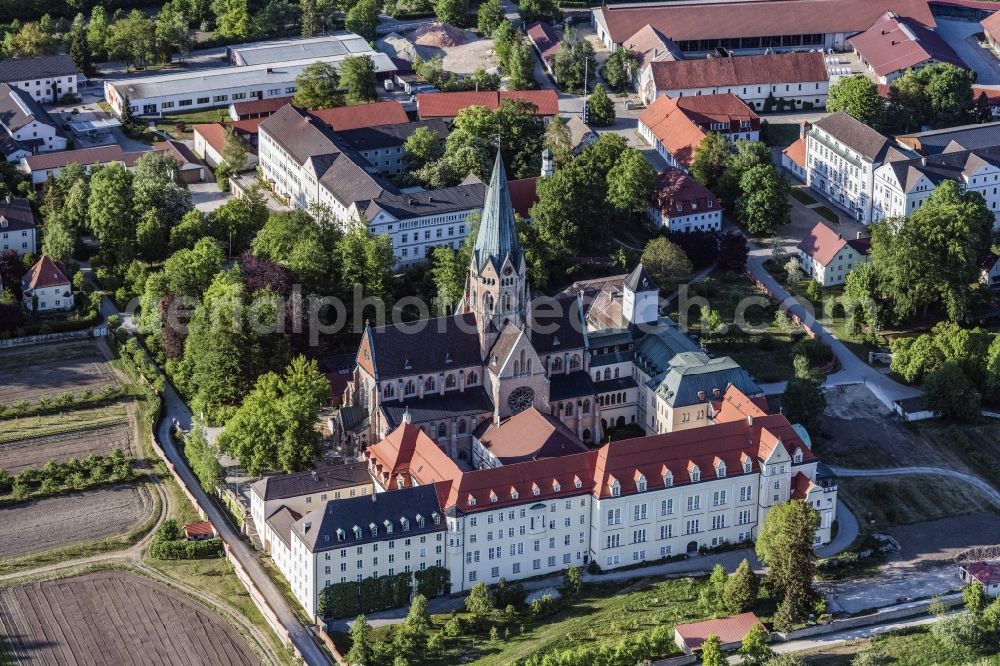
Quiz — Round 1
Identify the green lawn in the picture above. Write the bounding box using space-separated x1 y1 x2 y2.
814 206 840 224
0 403 128 444
671 269 805 382
790 188 818 205
801 625 1000 665
763 122 801 147
153 108 233 139
341 576 746 666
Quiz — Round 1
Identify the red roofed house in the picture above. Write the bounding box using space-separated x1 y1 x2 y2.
0 196 37 256
193 119 262 170
960 561 1000 597
647 167 722 232
674 612 764 654
972 85 1000 119
21 255 73 312
638 93 759 170
183 520 218 541
310 100 410 131
797 222 871 286
850 11 965 84
228 95 293 120
782 135 808 181
416 90 559 121
983 9 1000 52
473 406 589 467
527 22 561 76
636 51 830 108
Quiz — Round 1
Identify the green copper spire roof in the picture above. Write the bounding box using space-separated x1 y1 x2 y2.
473 151 523 272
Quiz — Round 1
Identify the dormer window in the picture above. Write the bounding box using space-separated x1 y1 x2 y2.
401 517 410 530
511 487 519 500
353 525 362 539
468 495 476 507
416 514 425 528
552 480 561 492
663 470 673 487
636 474 647 492
369 523 378 537
336 528 345 541
574 476 583 489
610 479 621 497
742 457 752 474
384 520 393 534
715 460 726 479
397 474 406 488
490 491 498 503
689 464 700 483
532 483 540 496
432 512 440 525
793 448 803 463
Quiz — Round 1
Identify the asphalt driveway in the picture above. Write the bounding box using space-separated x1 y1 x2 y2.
935 18 1000 85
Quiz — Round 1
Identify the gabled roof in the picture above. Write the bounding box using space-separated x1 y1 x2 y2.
783 136 807 168
339 119 448 152
527 22 561 65
811 112 909 163
183 520 217 539
565 116 597 151
21 144 147 171
674 612 763 650
896 120 1000 155
473 151 523 272
477 407 588 464
266 507 301 547
21 256 70 291
713 384 768 424
638 94 757 167
983 8 1000 39
230 95 294 118
596 0 935 45
0 54 78 82
250 462 371 501
646 52 827 92
507 177 539 218
850 11 964 78
790 471 819 499
0 83 60 133
416 90 559 119
622 24 682 67
963 561 1000 586
0 197 36 232
310 100 410 130
363 312 483 380
797 222 869 267
650 167 722 217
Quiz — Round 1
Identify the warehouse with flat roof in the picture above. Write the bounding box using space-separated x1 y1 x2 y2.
103 32 395 117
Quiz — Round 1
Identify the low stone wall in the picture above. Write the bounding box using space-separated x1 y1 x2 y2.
0 326 107 348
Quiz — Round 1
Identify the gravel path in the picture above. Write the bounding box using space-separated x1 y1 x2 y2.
0 484 152 559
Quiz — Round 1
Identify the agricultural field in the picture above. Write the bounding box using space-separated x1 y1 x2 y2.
0 403 128 445
0 340 117 406
0 570 262 665
0 483 153 559
0 423 132 475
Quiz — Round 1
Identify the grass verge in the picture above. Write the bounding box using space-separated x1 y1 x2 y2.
0 403 128 443
815 206 840 224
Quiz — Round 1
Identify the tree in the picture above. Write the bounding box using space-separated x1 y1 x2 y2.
404 594 431 636
42 219 75 263
700 634 725 666
738 624 774 666
603 47 638 92
301 0 318 37
404 125 444 172
465 582 495 628
737 165 791 236
163 237 226 298
340 55 377 104
87 6 110 61
252 209 338 290
888 63 974 132
585 83 615 127
337 217 395 302
964 579 987 615
563 565 582 596
719 232 749 271
640 237 691 292
924 361 981 421
606 147 655 214
435 0 467 25
293 61 342 109
69 23 92 73
756 500 820 627
88 163 136 265
723 559 759 613
553 27 595 94
718 139 772 210
505 38 536 91
156 2 193 60
806 280 822 303
345 0 378 42
827 75 883 127
105 10 157 69
345 615 376 666
493 20 518 70
543 115 572 169
213 0 251 38
430 245 465 312
440 98 545 181
477 0 505 36
975 90 993 124
184 426 223 491
690 132 731 190
518 0 559 24
782 375 825 438
700 564 727 612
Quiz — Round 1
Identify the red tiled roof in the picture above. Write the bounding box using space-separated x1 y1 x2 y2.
783 136 807 168
650 167 722 216
648 52 828 92
639 94 757 167
230 95 293 117
21 255 69 290
973 85 1000 105
713 385 768 424
183 520 216 539
22 144 143 171
416 91 559 119
310 101 410 131
507 177 539 218
599 0 935 45
983 7 1000 38
964 561 1000 586
194 118 264 154
478 407 588 464
790 471 819 500
674 612 763 650
797 222 852 266
527 22 560 64
850 12 964 78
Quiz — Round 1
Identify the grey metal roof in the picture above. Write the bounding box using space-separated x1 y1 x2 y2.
550 371 596 401
897 121 1000 155
251 462 371 501
473 151 523 272
0 83 60 133
339 120 448 153
886 145 1000 192
633 319 700 377
0 54 77 83
0 197 36 232
293 483 444 552
811 112 910 163
367 312 483 380
624 263 657 293
230 33 374 66
380 386 493 429
654 352 762 407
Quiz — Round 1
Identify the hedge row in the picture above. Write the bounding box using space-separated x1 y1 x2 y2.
148 537 223 560
0 386 122 420
318 572 413 619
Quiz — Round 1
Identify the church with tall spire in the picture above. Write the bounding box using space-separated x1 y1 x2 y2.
338 151 764 466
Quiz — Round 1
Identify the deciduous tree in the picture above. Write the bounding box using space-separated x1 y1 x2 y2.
477 0 504 36
723 558 759 613
434 0 467 26
606 147 655 214
345 0 378 41
640 237 690 292
737 164 790 236
700 634 725 666
827 75 884 127
340 55 377 104
924 361 981 421
293 61 342 109
585 83 615 127
756 500 820 628
689 132 730 190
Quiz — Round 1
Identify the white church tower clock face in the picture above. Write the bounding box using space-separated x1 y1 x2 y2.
507 386 534 414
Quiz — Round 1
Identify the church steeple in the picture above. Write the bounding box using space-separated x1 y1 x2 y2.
473 151 523 273
465 150 529 352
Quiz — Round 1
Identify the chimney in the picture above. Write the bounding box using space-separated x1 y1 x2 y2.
747 414 754 426
266 67 273 74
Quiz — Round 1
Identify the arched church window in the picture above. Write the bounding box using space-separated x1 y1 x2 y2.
458 419 467 434
404 381 415 396
565 403 573 416
582 400 590 414
437 423 447 438
614 367 620 378
552 357 563 372
513 361 520 375
570 354 580 370
425 377 435 391
468 372 478 385
604 368 611 380
446 374 457 389
383 384 395 399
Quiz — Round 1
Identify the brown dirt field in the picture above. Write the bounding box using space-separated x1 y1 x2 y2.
0 484 152 559
0 340 117 406
838 476 997 529
0 570 262 666
0 424 132 475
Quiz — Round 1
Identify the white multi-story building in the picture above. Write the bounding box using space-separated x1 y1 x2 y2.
872 146 1000 226
0 54 79 104
797 222 871 287
647 168 723 232
0 197 37 255
21 256 73 312
257 104 484 269
0 83 67 161
805 112 913 223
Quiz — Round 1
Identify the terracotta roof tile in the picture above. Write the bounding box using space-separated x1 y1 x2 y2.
650 167 722 216
674 612 763 650
639 94 757 168
964 561 1000 586
21 256 70 290
648 52 828 92
310 100 410 131
183 520 216 538
797 222 851 266
983 8 1000 38
416 91 559 119
507 177 539 218
850 12 964 78
478 407 588 464
783 136 807 168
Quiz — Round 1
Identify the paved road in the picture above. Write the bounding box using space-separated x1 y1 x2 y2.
936 18 1000 85
816 500 860 559
830 466 1000 506
744 247 921 410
